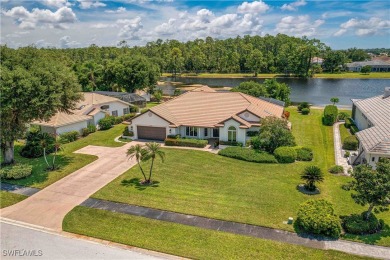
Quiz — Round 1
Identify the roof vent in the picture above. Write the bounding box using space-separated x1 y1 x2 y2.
384 87 390 99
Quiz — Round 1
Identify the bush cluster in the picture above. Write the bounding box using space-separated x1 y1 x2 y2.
338 112 349 121
343 136 358 150
20 131 55 158
323 105 338 126
165 138 208 148
99 117 113 130
296 199 341 238
301 108 310 115
0 163 33 180
218 147 277 163
246 131 259 137
298 102 310 111
167 134 180 139
296 147 313 161
342 212 384 235
219 140 243 147
87 125 97 133
60 131 79 143
350 125 359 135
122 126 134 137
274 146 297 163
344 118 354 128
328 165 344 174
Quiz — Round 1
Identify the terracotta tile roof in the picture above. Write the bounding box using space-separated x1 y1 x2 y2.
354 92 390 155
191 86 217 92
33 112 91 128
147 89 284 128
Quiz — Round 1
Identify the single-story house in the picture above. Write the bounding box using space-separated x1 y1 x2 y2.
351 87 390 168
346 61 390 72
33 92 131 135
129 86 285 145
93 91 147 108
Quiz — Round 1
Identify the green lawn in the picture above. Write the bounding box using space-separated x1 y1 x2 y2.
92 108 389 246
63 206 371 260
339 124 352 144
162 72 390 79
146 102 160 108
0 191 27 208
1 124 125 189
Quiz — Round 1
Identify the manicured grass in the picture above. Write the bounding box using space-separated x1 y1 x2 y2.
92 108 389 246
146 102 159 108
63 206 371 260
1 124 125 189
340 124 352 143
0 191 27 208
162 72 390 79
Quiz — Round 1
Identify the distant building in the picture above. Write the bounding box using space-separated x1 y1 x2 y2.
346 60 390 72
351 88 390 168
93 91 146 108
311 57 323 65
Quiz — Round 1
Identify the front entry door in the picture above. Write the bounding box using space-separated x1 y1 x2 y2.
212 128 219 138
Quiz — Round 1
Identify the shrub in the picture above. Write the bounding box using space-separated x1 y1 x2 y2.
343 136 358 150
323 105 338 126
130 106 139 113
350 125 359 135
301 108 310 115
258 117 296 153
219 140 243 147
301 165 324 191
82 128 90 137
123 113 135 120
122 126 133 137
298 102 310 111
99 117 113 130
344 118 353 128
329 165 344 174
0 163 33 180
246 131 259 137
338 112 349 121
296 147 313 161
342 212 384 235
59 131 79 143
344 151 350 158
20 131 55 158
167 134 180 139
164 138 208 148
218 147 277 163
114 116 124 124
296 199 341 238
283 110 290 120
87 125 96 133
250 136 261 149
274 146 297 163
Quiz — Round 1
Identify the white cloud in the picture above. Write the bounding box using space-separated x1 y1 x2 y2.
90 23 117 29
275 15 324 37
197 9 214 23
237 1 269 14
321 11 351 19
77 0 106 9
60 35 79 48
117 17 143 40
334 17 390 36
2 6 77 30
42 0 71 8
281 0 306 11
105 7 126 13
35 39 52 48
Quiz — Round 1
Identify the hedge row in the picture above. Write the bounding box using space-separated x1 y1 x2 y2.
274 146 297 163
99 114 135 130
164 138 208 148
343 136 358 150
323 105 338 126
59 131 79 143
0 163 33 180
219 140 243 147
296 147 313 161
82 125 97 137
218 147 277 163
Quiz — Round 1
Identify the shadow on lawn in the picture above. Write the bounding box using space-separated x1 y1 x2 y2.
121 178 160 191
342 223 390 245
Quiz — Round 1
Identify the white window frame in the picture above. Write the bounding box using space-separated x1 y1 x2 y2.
112 110 118 117
228 126 237 142
186 127 198 137
123 107 130 115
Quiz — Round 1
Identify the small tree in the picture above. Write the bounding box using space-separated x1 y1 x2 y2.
343 158 390 220
127 144 149 183
144 142 165 183
330 97 339 106
301 166 324 191
360 65 372 74
153 89 163 103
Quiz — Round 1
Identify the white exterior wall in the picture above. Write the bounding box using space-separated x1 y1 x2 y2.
92 111 107 125
238 112 260 122
56 121 88 135
95 101 129 117
353 107 370 130
130 111 170 139
179 126 212 139
39 125 56 135
364 152 390 169
219 119 246 145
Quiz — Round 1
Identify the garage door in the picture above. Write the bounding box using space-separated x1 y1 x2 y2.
137 126 166 141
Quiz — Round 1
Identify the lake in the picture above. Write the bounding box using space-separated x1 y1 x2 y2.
160 77 390 107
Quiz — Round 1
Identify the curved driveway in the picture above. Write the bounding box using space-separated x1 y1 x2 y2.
0 142 141 231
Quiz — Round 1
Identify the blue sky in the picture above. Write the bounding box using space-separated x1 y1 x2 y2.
1 0 389 49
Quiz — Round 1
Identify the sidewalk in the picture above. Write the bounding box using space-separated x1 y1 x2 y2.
333 122 352 174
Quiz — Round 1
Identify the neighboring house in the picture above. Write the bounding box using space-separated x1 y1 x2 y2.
129 86 285 145
33 92 131 135
351 87 390 168
94 91 147 108
311 57 323 65
346 60 390 72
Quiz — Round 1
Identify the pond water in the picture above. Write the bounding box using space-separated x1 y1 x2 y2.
160 77 390 107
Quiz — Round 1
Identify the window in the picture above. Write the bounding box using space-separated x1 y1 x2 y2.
228 126 237 142
123 107 130 115
372 157 375 162
213 128 219 137
112 110 118 117
204 128 208 137
186 127 198 137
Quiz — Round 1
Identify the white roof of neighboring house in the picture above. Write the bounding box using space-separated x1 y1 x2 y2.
33 92 128 128
353 89 390 155
346 60 390 67
131 86 284 129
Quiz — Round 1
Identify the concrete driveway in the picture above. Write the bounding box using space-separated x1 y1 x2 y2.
0 141 143 231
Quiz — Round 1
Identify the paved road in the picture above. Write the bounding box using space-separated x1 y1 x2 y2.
0 221 168 260
0 142 142 231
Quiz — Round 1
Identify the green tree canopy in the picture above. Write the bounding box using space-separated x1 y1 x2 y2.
231 81 267 97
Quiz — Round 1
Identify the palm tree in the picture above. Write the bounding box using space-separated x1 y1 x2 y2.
127 144 148 183
39 133 51 169
144 142 165 183
51 135 62 170
301 165 324 191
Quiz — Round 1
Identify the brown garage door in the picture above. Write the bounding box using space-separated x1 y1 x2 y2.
137 126 166 141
